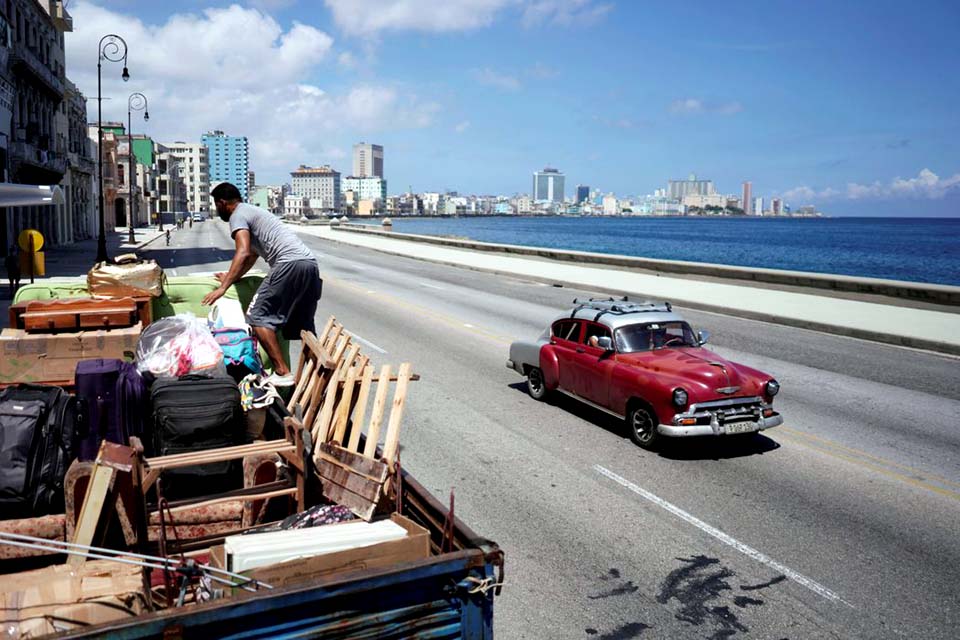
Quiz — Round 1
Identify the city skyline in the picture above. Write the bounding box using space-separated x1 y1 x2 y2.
64 1 960 217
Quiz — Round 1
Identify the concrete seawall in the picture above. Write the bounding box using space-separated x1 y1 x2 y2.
334 224 960 307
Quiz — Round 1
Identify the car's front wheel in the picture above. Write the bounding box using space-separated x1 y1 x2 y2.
627 404 660 449
526 367 549 401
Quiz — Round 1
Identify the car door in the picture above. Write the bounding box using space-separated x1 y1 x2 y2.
573 322 616 407
550 319 582 392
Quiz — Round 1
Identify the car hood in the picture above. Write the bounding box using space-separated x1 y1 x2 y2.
617 347 768 398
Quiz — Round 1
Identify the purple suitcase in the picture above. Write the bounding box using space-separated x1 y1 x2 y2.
74 359 150 461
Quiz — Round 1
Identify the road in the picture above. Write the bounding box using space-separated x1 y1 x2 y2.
156 220 960 639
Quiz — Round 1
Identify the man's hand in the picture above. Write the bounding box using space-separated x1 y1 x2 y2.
202 286 227 306
214 272 227 283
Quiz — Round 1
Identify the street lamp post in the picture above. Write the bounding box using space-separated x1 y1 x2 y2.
97 34 129 264
126 92 148 245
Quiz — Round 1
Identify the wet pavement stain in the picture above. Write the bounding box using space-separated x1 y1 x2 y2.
740 575 787 591
596 622 651 639
590 568 640 599
656 555 773 639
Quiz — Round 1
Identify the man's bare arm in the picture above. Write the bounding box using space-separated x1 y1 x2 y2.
203 229 256 305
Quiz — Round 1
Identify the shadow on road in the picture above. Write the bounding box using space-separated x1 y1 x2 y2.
506 381 781 460
144 246 237 269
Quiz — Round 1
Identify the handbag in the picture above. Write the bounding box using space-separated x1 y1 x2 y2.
87 252 165 298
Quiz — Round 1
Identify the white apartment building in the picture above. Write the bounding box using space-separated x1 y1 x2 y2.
161 142 210 213
284 195 308 219
341 176 387 203
290 165 340 212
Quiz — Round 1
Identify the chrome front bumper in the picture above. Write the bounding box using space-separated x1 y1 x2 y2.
658 412 783 437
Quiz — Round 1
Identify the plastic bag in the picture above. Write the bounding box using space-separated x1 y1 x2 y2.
135 313 226 378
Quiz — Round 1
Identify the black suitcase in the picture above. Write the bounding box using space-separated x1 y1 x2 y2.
0 384 81 518
150 374 243 499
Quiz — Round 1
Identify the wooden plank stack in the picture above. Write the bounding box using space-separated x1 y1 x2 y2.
287 317 416 520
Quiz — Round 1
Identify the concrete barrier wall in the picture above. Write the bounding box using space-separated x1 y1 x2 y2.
334 223 960 307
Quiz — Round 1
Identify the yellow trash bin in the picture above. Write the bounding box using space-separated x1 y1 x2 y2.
19 250 45 277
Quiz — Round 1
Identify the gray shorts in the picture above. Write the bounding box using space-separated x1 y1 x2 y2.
247 260 322 340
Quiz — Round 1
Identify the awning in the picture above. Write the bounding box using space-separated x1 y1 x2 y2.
0 184 65 208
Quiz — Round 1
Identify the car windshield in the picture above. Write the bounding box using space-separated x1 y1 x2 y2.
615 321 698 353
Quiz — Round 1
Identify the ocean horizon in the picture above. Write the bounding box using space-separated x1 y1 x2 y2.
377 216 960 287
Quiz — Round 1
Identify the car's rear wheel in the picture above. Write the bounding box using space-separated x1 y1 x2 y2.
627 404 660 449
526 367 549 401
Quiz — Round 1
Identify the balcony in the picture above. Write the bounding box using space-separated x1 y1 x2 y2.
10 43 64 98
11 140 67 178
51 1 74 33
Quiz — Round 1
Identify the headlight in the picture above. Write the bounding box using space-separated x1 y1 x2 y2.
765 380 780 397
672 388 688 407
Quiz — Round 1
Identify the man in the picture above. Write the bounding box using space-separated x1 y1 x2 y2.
202 182 322 386
4 244 20 298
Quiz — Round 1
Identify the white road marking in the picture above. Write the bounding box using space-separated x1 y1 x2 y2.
347 332 387 354
594 464 853 607
464 323 475 328
170 269 178 276
419 282 445 290
366 290 377 294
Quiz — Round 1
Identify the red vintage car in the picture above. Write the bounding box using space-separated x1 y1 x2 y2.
507 298 783 448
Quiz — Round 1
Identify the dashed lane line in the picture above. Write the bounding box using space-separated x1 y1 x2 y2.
346 331 387 354
595 464 853 607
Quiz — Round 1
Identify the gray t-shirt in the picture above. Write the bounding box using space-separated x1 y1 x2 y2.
228 203 315 267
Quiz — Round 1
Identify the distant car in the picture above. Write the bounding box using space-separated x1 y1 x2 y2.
192 213 204 222
507 298 783 449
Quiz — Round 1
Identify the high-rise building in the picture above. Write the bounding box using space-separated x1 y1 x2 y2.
202 130 249 202
742 181 753 216
247 170 256 192
162 142 210 214
353 142 384 178
533 167 565 203
290 165 341 212
668 173 716 200
576 185 590 204
771 198 783 216
754 197 764 216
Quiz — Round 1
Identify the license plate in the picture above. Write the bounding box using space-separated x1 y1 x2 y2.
724 421 758 434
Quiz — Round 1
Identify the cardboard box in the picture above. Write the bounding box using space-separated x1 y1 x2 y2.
210 513 430 591
0 559 147 637
0 323 142 384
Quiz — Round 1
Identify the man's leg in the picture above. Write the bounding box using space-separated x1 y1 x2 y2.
252 324 290 375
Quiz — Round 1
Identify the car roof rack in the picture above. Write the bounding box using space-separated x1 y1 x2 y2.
570 296 673 322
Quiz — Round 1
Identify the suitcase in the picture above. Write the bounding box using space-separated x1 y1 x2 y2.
0 384 81 518
150 374 243 499
74 359 148 461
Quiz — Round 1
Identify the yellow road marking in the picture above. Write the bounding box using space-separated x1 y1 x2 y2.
327 276 512 346
776 429 960 502
780 426 960 491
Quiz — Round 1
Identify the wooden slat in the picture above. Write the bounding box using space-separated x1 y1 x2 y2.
347 365 375 453
314 343 360 443
287 358 315 412
146 440 292 467
332 354 368 446
363 364 392 458
319 482 377 521
316 457 383 503
303 337 349 428
325 325 345 355
381 362 412 469
68 463 115 566
300 329 325 362
316 443 389 483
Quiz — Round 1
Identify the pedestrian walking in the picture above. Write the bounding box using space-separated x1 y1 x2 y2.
202 182 322 387
4 245 20 299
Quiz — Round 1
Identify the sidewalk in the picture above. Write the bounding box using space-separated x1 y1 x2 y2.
297 225 960 356
1 227 165 321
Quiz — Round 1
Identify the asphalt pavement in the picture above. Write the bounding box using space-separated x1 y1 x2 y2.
143 221 960 639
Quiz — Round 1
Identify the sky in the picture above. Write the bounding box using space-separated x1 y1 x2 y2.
64 0 960 216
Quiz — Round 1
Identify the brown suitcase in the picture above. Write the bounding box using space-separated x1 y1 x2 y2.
16 298 139 332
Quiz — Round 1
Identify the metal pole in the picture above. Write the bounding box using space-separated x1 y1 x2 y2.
96 56 106 262
128 107 134 245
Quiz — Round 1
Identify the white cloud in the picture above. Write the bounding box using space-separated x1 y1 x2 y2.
324 0 511 35
783 169 960 202
669 98 742 115
67 2 438 181
521 0 613 27
325 0 611 35
527 61 559 78
337 51 358 68
474 67 521 91
454 120 471 133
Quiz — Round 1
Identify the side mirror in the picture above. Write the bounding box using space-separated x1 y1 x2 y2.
697 330 710 346
596 336 614 351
